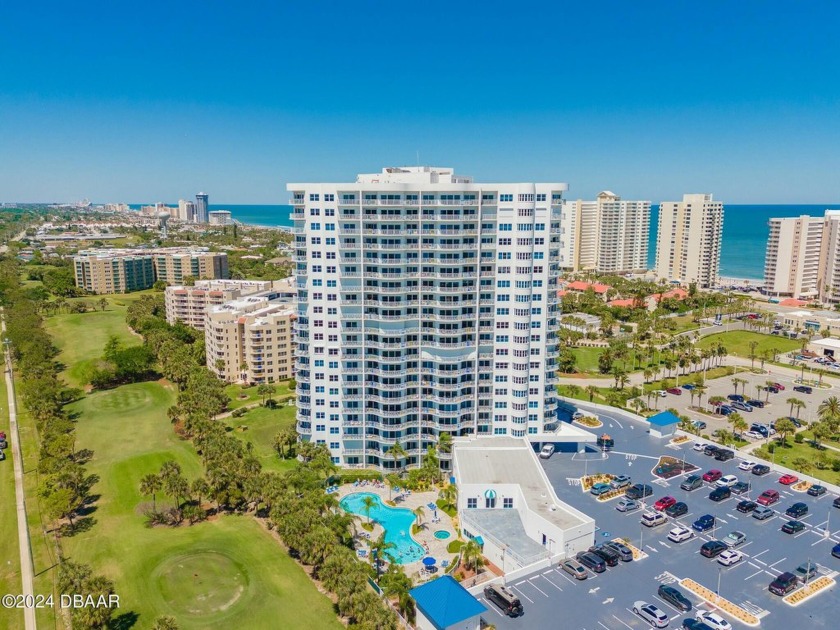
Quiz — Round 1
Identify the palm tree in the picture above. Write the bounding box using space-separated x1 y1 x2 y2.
412 505 425 530
140 473 162 512
764 380 776 403
439 484 457 513
643 368 654 384
748 340 759 368
388 441 407 474
585 385 599 402
774 418 797 445
98 297 108 312
695 385 708 410
370 533 397 577
437 431 452 455
362 495 376 524
731 377 745 395
708 395 725 413
151 616 179 630
461 540 486 573
567 384 582 399
817 396 840 426
786 397 804 418
730 414 748 436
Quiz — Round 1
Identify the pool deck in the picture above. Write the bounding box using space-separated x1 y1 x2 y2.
337 483 459 581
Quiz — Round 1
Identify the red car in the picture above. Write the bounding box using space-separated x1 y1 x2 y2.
666 388 682 395
779 474 799 485
702 469 723 483
654 496 677 511
757 489 780 505
771 382 785 391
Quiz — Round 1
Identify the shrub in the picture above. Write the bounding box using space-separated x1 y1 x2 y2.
447 540 464 553
231 408 248 418
794 433 804 443
832 459 840 473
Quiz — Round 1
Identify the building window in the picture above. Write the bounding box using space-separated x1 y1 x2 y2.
503 498 513 509
467 498 477 509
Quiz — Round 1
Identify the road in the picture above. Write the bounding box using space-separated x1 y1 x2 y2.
1 308 37 630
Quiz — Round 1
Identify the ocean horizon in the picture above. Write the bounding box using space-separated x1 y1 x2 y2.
130 203 840 281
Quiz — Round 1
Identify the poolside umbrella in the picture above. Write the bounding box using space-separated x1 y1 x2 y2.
422 557 437 567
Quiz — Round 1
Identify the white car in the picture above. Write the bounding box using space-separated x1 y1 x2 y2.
539 444 555 459
633 601 669 628
717 549 743 566
738 461 756 471
655 390 668 398
716 474 739 488
667 526 694 543
743 431 764 440
572 411 584 420
696 610 733 630
692 442 706 451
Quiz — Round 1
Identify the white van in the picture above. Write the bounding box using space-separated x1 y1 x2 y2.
539 444 556 459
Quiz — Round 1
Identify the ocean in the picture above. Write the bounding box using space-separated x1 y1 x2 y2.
135 203 840 281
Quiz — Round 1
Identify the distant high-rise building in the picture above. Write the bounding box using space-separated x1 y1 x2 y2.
560 191 651 273
178 199 196 222
209 210 232 225
195 192 209 223
764 216 824 299
288 166 565 470
655 194 724 288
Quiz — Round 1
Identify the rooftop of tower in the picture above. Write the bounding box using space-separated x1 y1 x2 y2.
356 166 473 185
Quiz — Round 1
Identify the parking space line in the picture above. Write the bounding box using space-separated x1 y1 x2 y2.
653 595 686 616
794 529 810 538
539 574 563 591
752 549 769 560
478 597 503 617
510 585 534 603
525 578 549 598
769 557 787 568
554 568 578 585
615 613 635 629
745 569 763 580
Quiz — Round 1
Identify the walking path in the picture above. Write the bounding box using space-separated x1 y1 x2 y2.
1 308 37 630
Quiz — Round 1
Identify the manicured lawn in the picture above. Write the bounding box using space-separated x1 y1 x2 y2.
0 376 24 630
61 383 339 629
767 441 840 485
697 331 801 359
225 380 295 410
44 302 141 387
221 404 297 474
670 314 700 334
569 346 605 373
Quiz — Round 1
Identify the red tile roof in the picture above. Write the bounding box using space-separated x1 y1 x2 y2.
779 298 808 306
566 281 611 294
607 298 636 308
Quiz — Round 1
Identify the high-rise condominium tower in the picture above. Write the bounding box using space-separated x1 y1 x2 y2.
764 216 825 299
195 192 209 223
288 167 566 470
655 194 724 288
561 191 651 273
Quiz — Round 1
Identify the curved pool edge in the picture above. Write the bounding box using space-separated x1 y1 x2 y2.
339 492 426 564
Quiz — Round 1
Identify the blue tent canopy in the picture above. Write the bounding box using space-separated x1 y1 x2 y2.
648 410 681 427
410 576 486 629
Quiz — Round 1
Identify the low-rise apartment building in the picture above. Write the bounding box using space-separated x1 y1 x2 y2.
205 292 296 384
73 247 229 294
165 279 275 328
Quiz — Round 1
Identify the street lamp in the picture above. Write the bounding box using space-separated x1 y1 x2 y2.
717 566 723 597
579 448 588 480
639 523 644 553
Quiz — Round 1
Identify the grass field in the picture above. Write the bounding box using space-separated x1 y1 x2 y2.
569 347 605 373
221 404 297 474
225 380 296 410
44 300 142 388
697 331 801 359
0 375 24 630
768 440 840 485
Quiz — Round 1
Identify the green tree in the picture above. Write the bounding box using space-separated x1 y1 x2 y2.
586 385 599 402
140 473 162 512
257 383 276 405
151 617 180 630
461 540 486 572
362 495 376 524
558 347 577 373
774 418 796 445
388 441 407 474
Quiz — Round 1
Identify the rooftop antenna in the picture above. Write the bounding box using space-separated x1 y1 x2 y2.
416 150 420 166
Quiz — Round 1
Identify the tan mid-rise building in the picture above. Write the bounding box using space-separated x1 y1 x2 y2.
763 216 824 299
655 194 724 288
165 279 276 329
205 294 296 384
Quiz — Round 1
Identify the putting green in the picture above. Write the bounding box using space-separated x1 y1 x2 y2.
154 551 250 619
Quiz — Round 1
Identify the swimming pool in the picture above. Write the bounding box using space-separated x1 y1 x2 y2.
339 493 425 564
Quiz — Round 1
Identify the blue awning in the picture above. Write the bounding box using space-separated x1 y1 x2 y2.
474 536 484 546
484 489 496 500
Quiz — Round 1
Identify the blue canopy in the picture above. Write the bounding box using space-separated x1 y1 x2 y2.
648 410 681 427
422 556 437 566
410 576 486 629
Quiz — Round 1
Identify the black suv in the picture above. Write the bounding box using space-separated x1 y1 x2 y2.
700 540 728 558
786 502 809 518
483 584 524 617
588 545 620 567
703 445 720 456
769 572 798 596
657 585 692 611
576 551 606 573
736 500 757 513
625 483 654 500
793 385 812 394
752 464 771 476
714 449 735 462
665 502 688 518
709 486 731 502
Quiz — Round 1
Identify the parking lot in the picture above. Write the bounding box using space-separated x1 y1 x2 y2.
652 368 836 439
475 403 839 629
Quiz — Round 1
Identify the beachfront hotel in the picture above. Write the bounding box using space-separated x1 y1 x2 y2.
654 193 724 288
560 191 651 273
287 166 565 469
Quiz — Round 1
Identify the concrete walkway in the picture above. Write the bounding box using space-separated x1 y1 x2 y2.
1 308 37 630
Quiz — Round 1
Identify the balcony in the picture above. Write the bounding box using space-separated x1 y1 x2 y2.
290 198 305 205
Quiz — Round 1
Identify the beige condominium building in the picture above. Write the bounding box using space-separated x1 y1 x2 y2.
561 191 650 273
165 279 276 329
205 293 297 384
74 247 229 294
655 193 724 288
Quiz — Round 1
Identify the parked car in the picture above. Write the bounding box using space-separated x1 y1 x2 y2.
807 484 827 497
700 540 728 558
616 498 641 512
626 483 654 500
539 444 555 459
716 474 738 487
782 520 805 534
702 469 723 483
606 540 634 562
654 496 677 511
709 487 731 502
654 390 668 397
786 502 809 518
695 611 732 630
779 474 799 485
723 530 747 547
692 420 707 430
730 481 751 495
769 572 799 596
590 482 612 496
764 385 780 394
668 526 695 543
633 601 669 629
484 584 524 617
692 514 716 532
752 506 774 520
781 415 803 428
731 401 753 412
757 490 780 506
793 385 812 394
561 558 589 580
692 442 706 452
832 543 840 559
681 475 703 491
667 387 683 395
658 585 692 611
738 461 756 471
747 399 765 408
0 439 7 449
718 405 734 416
703 445 720 456
714 449 735 462
610 474 632 489
588 544 620 567
665 501 688 518
727 394 745 402
682 384 696 390
736 500 757 513
795 562 817 583
641 511 668 528
743 431 764 440
682 620 715 630
752 464 771 476
576 551 606 573
834 496 840 509
771 382 785 390
717 549 743 566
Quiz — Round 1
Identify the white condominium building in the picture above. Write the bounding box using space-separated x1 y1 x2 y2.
165 279 277 329
205 293 296 384
288 166 566 470
561 191 650 273
655 193 724 288
764 216 824 299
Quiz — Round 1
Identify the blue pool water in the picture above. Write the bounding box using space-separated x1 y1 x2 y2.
339 493 425 564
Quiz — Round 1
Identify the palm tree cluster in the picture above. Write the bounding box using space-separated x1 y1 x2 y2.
814 396 840 447
57 560 117 629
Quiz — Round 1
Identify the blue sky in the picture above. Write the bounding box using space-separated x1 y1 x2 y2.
2 1 840 203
